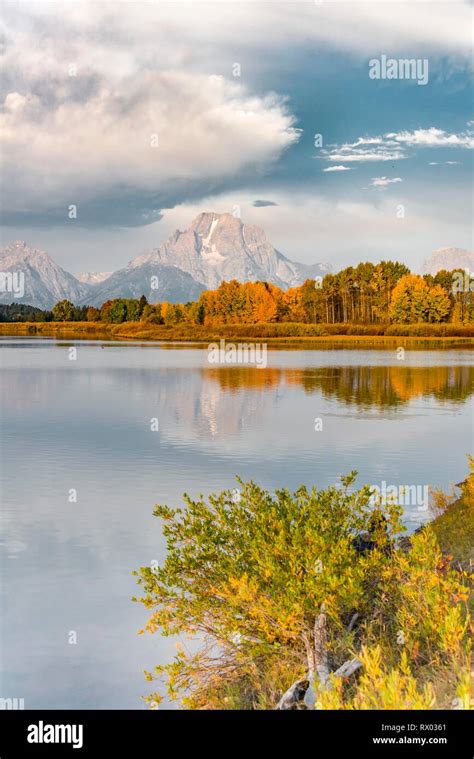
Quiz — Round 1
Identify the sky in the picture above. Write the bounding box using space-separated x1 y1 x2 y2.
0 0 473 274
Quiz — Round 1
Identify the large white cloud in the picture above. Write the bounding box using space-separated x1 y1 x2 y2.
6 1 470 64
1 70 299 221
0 1 303 224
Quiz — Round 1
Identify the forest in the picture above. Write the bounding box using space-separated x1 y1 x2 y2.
1 261 472 326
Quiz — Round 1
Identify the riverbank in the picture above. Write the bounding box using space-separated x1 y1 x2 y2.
1 320 474 346
430 489 474 570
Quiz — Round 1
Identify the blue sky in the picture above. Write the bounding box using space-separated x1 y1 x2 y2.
1 0 472 273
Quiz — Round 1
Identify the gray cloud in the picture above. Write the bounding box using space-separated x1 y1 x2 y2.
1 72 299 226
1 1 305 227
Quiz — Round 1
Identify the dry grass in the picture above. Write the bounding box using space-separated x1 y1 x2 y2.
1 320 473 345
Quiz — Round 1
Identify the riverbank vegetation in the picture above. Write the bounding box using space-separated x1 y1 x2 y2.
133 464 472 710
1 261 472 331
1 319 473 342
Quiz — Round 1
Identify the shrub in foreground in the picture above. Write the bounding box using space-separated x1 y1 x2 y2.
134 472 471 710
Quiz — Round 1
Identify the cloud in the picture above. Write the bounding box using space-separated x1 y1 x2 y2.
387 127 474 148
371 177 403 188
2 1 313 226
5 1 471 70
9 182 472 274
323 126 474 164
322 165 351 172
154 187 472 273
323 146 405 163
1 1 471 230
253 199 278 207
1 73 299 226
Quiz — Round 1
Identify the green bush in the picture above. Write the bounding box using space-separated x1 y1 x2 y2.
134 473 471 710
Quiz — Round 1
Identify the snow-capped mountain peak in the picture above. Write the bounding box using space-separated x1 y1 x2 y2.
129 212 330 289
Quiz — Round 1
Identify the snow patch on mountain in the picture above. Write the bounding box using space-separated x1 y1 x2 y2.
76 271 113 285
199 216 226 266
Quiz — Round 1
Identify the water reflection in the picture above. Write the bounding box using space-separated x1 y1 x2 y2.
204 365 474 408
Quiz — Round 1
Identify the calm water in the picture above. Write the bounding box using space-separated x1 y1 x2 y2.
0 338 473 708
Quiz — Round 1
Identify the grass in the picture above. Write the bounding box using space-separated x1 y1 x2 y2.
430 493 474 569
1 320 474 346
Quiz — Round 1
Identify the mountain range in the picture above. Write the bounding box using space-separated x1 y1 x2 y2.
0 241 91 309
0 213 330 309
0 212 470 310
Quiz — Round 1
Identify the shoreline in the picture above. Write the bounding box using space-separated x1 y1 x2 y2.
429 492 473 571
1 321 473 347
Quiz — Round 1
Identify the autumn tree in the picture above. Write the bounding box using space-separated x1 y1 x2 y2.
283 286 304 322
107 299 128 323
250 282 278 323
390 275 451 323
161 302 185 325
86 306 100 322
186 301 205 325
198 289 221 326
321 273 338 323
426 283 452 323
300 279 325 323
79 264 468 329
99 300 113 322
73 305 88 321
370 261 410 322
352 262 375 323
52 299 75 321
141 304 163 324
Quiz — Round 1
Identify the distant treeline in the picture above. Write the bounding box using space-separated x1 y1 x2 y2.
0 303 53 322
1 261 472 325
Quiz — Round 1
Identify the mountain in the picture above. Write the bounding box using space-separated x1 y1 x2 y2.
76 271 113 285
86 262 205 306
0 214 331 309
128 212 331 290
421 247 474 276
0 241 92 309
